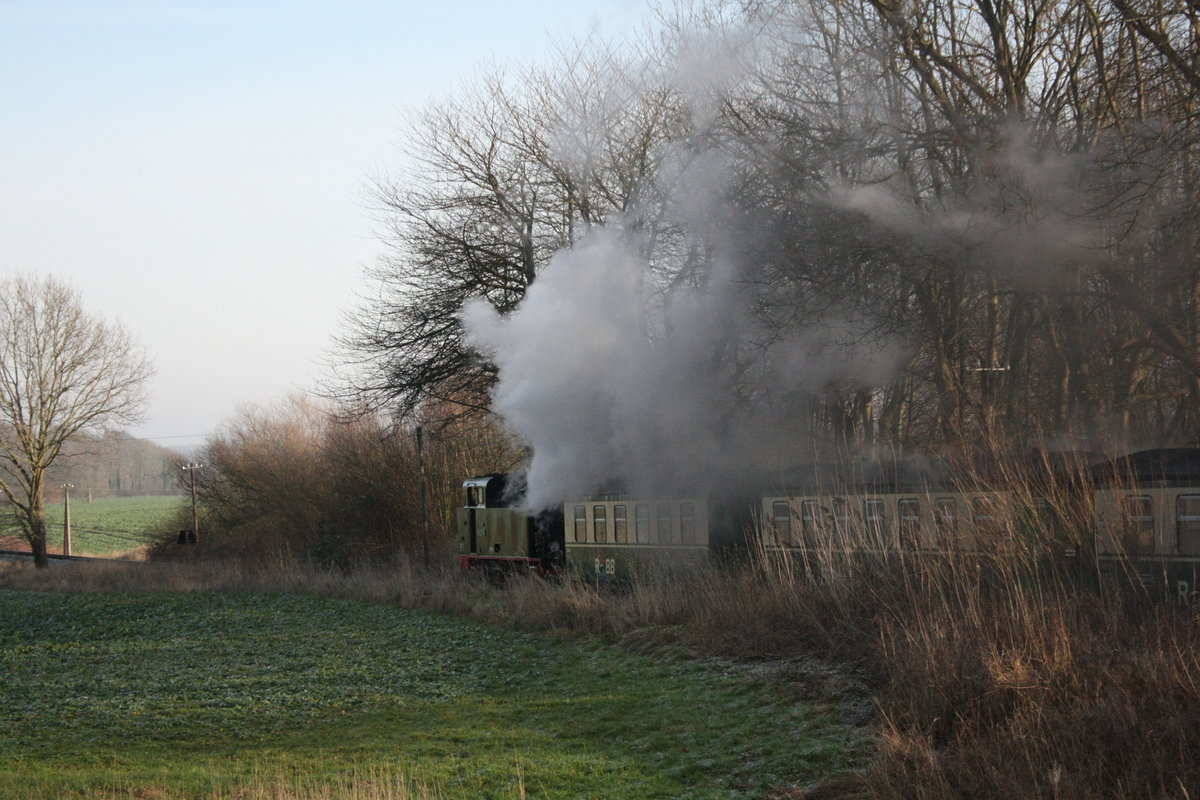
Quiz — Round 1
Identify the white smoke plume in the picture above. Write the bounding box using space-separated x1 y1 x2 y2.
462 12 907 511
834 123 1099 291
464 225 903 510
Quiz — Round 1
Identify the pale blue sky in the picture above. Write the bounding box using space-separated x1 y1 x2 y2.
1 0 652 448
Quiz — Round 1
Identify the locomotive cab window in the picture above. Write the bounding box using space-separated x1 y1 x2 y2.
635 504 651 544
593 505 608 544
614 504 628 544
1176 495 1200 555
573 505 587 543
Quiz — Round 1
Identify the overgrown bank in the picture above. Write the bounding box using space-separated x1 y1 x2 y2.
2 554 1197 798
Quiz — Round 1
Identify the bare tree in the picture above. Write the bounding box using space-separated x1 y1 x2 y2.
340 0 1199 458
0 275 153 567
337 41 690 425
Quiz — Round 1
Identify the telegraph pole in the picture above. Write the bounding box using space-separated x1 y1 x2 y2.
417 426 430 569
61 483 74 556
181 463 203 543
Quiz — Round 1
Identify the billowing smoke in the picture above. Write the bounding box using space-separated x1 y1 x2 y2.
461 16 909 511
464 226 902 510
835 123 1099 292
463 8 1112 510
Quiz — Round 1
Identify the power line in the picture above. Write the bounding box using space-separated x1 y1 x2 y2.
132 434 210 442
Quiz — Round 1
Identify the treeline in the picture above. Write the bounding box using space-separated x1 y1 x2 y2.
171 396 520 564
48 432 185 500
338 0 1200 456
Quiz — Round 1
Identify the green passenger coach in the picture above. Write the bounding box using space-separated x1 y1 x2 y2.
563 491 759 579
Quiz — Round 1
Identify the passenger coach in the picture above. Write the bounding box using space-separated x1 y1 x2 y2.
456 450 1200 603
567 490 756 578
1092 449 1200 602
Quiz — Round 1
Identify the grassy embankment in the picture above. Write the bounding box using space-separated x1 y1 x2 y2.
4 469 1199 799
0 573 862 800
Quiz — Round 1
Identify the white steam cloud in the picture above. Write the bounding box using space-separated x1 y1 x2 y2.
456 5 1138 509
835 124 1098 291
464 228 903 510
463 12 908 511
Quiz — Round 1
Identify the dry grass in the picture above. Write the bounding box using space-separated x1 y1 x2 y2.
73 765 468 800
209 767 449 800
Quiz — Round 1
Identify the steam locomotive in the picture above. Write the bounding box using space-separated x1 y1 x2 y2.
456 449 1200 601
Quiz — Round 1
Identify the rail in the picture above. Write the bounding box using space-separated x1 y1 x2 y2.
0 549 166 567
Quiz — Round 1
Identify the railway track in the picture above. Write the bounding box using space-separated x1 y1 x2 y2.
0 549 158 567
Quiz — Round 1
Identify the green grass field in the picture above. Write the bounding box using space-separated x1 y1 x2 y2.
0 589 860 799
32 495 184 555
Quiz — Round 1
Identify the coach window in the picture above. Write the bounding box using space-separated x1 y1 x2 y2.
593 505 608 544
972 497 1001 551
656 503 673 544
771 501 792 545
614 504 629 544
1120 495 1155 555
635 504 651 544
466 486 480 507
864 498 887 544
573 505 587 543
680 503 697 544
934 497 958 548
800 500 820 546
1033 497 1057 526
832 497 850 533
1175 496 1200 555
897 498 921 550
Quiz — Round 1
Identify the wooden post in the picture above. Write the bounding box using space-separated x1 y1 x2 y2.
417 426 430 569
182 463 202 543
61 483 73 556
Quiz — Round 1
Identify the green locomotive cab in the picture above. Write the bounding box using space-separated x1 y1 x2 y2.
457 474 564 575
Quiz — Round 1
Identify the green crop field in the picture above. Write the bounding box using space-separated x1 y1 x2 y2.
9 495 184 555
0 589 860 799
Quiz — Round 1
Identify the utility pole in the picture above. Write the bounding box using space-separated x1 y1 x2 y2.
61 483 74 556
417 426 430 569
181 463 203 543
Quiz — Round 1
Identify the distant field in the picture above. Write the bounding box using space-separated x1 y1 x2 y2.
0 589 858 799
12 496 184 555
